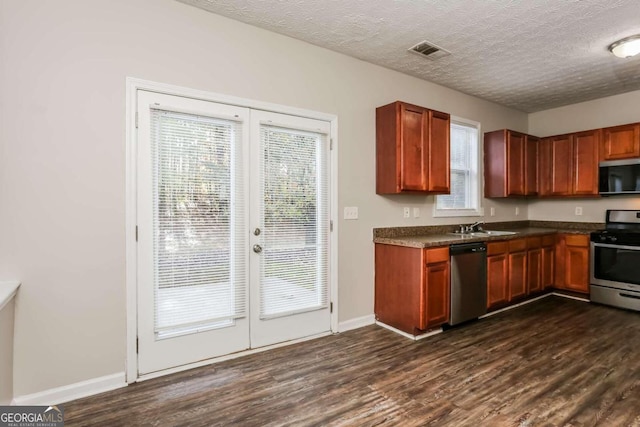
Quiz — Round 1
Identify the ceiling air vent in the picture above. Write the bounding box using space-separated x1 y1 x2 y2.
408 40 451 60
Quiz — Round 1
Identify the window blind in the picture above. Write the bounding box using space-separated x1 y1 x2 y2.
259 125 329 319
151 108 247 337
437 122 477 210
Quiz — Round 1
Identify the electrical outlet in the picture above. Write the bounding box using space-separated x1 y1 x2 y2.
403 207 410 218
413 207 420 218
515 207 520 216
343 206 358 220
490 207 495 217
575 206 583 216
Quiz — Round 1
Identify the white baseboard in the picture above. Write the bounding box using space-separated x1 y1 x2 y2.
337 314 375 333
479 293 553 319
376 320 443 341
12 372 126 406
551 292 590 302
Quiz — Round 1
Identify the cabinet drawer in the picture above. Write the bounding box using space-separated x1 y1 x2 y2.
527 236 542 249
425 246 449 264
541 234 556 247
509 238 527 252
487 241 509 255
565 234 589 247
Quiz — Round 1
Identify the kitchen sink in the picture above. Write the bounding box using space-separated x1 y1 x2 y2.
475 230 518 236
447 230 518 237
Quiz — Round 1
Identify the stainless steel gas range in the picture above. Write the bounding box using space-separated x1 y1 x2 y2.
590 210 640 312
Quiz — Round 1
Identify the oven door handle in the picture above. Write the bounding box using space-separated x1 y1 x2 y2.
592 242 640 251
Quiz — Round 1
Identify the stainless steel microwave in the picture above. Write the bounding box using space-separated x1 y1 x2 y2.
599 158 640 195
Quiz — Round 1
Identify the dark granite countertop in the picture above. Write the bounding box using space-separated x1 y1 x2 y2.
373 221 602 249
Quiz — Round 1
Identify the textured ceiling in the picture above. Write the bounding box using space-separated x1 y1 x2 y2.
178 0 640 112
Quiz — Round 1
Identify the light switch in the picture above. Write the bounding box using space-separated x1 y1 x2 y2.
575 206 583 216
343 206 359 220
413 207 420 218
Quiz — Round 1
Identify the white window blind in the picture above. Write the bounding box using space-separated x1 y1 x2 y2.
435 120 480 215
151 108 247 337
259 125 329 319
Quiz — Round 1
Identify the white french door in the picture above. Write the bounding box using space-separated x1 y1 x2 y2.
249 111 331 348
136 90 331 375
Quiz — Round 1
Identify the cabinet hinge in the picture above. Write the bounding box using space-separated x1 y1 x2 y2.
135 226 138 242
330 220 333 232
330 302 333 313
135 111 139 129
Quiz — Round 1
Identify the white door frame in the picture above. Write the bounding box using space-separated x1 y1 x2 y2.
125 77 339 383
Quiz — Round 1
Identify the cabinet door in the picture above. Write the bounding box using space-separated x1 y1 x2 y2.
525 135 539 196
601 123 640 160
508 250 528 301
424 260 450 328
399 104 428 191
554 235 566 289
573 130 599 196
541 245 555 289
564 236 590 294
487 254 508 309
427 110 450 193
507 131 526 196
549 135 573 195
528 247 542 294
538 138 552 196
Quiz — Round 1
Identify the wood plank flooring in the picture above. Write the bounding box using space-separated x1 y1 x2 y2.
64 297 640 426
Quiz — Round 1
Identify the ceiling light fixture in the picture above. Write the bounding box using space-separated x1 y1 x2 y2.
609 35 640 58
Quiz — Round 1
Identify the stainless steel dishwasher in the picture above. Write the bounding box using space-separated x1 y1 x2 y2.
449 242 487 326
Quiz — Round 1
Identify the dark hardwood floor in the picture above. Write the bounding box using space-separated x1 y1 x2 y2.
64 297 640 426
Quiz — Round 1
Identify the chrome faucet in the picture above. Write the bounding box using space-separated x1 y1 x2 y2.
466 221 485 232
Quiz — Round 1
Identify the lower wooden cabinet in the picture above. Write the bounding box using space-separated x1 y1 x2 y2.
508 239 528 301
424 249 450 328
527 237 543 294
374 233 589 334
487 242 509 309
487 239 528 310
541 235 555 290
374 244 450 334
554 234 590 294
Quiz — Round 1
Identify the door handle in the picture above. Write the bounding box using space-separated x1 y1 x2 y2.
253 244 263 254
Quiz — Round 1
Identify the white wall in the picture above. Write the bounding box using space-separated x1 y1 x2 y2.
0 300 15 405
0 0 528 397
528 90 640 222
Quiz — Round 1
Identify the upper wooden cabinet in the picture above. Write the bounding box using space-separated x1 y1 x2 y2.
572 130 599 195
525 135 539 196
484 130 538 198
376 101 450 194
539 130 599 197
601 123 640 161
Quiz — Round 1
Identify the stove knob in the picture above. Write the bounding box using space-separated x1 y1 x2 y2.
609 236 618 243
599 235 607 241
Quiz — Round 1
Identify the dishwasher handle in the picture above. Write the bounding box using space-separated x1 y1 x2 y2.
450 243 487 255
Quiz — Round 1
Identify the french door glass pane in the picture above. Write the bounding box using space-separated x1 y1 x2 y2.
151 109 246 337
259 125 329 319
